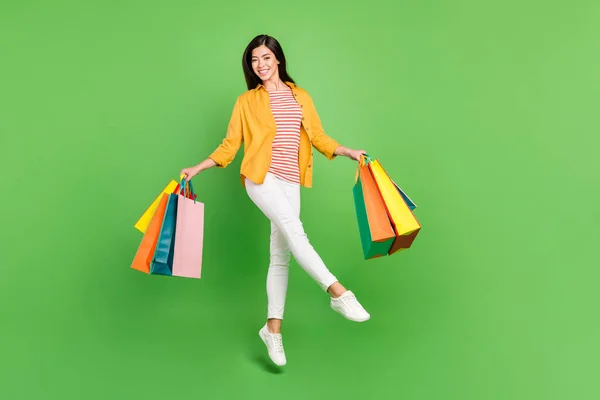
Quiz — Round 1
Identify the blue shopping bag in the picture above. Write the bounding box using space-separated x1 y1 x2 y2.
150 192 178 275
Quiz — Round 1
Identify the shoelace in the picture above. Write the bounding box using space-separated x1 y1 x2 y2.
272 335 284 353
342 294 363 310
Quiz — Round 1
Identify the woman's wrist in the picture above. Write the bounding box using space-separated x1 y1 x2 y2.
333 145 366 162
334 145 352 158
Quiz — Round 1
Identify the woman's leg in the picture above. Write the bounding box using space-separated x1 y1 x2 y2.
246 174 338 293
247 173 370 322
265 221 291 334
263 174 345 334
250 174 370 366
265 173 316 334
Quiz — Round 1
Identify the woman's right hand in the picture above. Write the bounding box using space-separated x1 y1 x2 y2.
180 158 218 181
180 164 202 182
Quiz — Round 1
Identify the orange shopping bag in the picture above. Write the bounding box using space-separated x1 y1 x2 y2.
130 193 169 273
353 157 396 259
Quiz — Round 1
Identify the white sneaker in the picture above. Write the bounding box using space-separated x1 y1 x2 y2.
330 290 371 322
259 324 287 366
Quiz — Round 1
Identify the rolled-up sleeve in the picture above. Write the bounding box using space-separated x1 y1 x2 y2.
307 96 340 160
209 97 244 168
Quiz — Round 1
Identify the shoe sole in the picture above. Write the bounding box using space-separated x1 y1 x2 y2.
259 328 286 367
331 305 371 322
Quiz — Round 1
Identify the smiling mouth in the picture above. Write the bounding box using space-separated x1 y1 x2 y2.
258 69 269 75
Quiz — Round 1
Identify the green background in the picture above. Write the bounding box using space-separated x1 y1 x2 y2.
1 0 598 399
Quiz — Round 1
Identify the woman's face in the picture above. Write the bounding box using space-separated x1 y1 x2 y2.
251 45 280 82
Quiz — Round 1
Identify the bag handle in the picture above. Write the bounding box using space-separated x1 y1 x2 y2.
179 178 197 203
354 154 374 183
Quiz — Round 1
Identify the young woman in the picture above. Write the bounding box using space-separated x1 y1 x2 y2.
180 34 370 367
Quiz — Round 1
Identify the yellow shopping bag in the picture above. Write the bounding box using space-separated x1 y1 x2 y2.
134 177 183 233
367 156 421 254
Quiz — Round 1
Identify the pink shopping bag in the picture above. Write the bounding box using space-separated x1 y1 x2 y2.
172 179 205 279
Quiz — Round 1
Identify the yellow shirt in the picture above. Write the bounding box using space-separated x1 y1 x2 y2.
208 81 341 188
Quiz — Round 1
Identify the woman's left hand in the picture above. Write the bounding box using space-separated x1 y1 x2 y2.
347 148 367 162
334 145 367 162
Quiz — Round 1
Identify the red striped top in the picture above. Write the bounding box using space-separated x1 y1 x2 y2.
267 89 302 184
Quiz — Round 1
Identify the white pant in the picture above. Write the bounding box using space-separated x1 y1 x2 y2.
245 173 338 320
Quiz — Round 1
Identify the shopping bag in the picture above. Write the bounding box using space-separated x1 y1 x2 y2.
134 180 179 234
353 159 395 259
150 192 179 275
366 155 421 255
134 175 195 234
172 179 204 279
130 193 169 274
393 180 416 211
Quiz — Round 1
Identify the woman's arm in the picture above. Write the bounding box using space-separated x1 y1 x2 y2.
334 145 367 161
207 96 244 168
180 157 217 182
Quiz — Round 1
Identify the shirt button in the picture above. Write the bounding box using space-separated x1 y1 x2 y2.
308 164 312 168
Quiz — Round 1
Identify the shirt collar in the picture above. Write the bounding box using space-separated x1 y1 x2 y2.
254 81 297 91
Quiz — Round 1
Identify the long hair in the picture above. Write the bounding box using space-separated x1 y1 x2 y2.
242 34 296 90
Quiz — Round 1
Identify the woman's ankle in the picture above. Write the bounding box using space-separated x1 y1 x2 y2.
327 282 347 298
267 318 282 334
